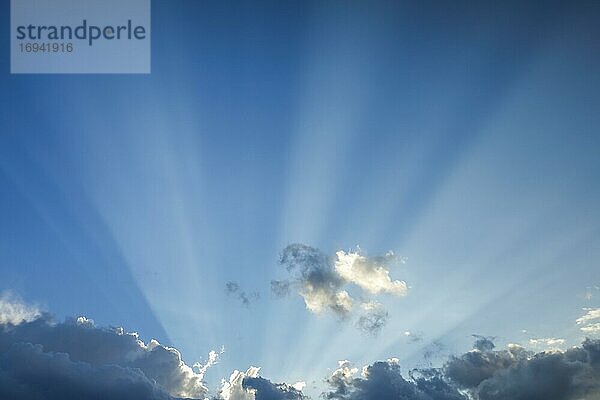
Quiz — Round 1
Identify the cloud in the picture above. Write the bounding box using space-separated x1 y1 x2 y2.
226 281 260 307
216 367 306 400
0 341 174 400
576 308 600 325
270 280 292 298
273 244 408 332
218 367 260 400
323 358 466 400
444 340 526 389
0 297 216 399
0 292 41 325
581 323 600 334
445 337 600 400
322 338 600 400
334 250 407 296
422 340 445 363
275 244 352 318
474 353 582 400
6 294 600 400
577 308 600 334
323 360 358 399
194 348 223 380
214 338 600 400
242 376 306 400
356 302 388 336
291 382 306 391
403 330 424 343
529 337 566 350
471 335 496 352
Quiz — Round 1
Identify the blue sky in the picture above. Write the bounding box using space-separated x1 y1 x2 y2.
1 0 600 397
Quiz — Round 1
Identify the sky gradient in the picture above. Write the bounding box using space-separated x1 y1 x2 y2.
1 1 600 398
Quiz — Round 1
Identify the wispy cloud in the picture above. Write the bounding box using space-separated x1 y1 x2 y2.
355 310 389 336
225 281 260 307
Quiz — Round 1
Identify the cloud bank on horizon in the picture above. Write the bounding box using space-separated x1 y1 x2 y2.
2 294 600 400
0 295 215 400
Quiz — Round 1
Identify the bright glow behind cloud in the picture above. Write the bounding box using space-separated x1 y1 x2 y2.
334 250 408 296
219 367 260 400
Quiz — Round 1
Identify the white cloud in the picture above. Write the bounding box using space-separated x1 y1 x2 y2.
576 308 600 335
300 286 354 315
328 360 358 385
292 381 306 391
194 347 224 381
580 323 600 334
528 338 565 349
576 308 600 325
218 367 260 400
334 250 407 296
75 316 95 327
334 291 354 312
0 292 40 325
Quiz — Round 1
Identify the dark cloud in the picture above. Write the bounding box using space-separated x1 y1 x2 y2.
409 369 468 400
323 338 600 400
0 307 211 399
324 359 466 400
476 352 582 400
445 338 600 400
472 335 496 352
584 338 600 364
444 339 526 389
242 376 306 400
226 281 260 306
0 342 174 400
279 244 331 274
